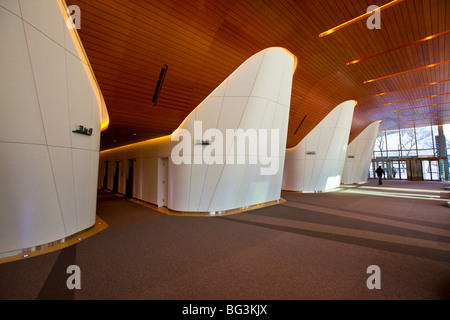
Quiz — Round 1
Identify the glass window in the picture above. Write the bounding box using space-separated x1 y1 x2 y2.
372 125 450 164
417 149 434 157
387 150 401 158
400 128 417 157
373 151 384 159
432 125 439 156
373 134 386 158
443 124 450 154
415 125 434 150
386 130 400 151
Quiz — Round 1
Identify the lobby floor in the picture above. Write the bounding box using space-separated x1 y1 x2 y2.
1 179 450 300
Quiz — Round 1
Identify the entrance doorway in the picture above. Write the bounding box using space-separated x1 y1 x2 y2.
103 161 109 189
125 159 134 198
388 160 407 180
113 161 119 193
371 157 445 181
422 160 440 181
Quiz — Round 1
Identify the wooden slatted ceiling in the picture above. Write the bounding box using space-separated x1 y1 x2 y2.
64 0 449 150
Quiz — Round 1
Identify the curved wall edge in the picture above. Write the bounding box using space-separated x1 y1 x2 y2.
341 120 381 184
0 0 108 254
282 100 356 192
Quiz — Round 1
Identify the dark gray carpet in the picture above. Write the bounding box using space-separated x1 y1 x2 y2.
1 180 450 300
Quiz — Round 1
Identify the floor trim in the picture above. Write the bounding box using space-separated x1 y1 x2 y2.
0 216 108 264
131 198 287 217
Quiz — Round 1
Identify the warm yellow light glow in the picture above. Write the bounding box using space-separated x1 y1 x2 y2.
100 135 172 154
376 79 450 96
400 115 449 123
404 121 439 127
100 120 109 131
364 60 450 83
396 110 443 118
347 30 449 65
391 102 450 113
385 92 449 105
58 0 110 132
319 0 403 37
281 48 299 74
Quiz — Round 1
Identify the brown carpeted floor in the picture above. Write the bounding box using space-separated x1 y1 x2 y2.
1 179 450 300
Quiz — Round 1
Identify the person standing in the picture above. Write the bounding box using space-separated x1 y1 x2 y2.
376 165 385 185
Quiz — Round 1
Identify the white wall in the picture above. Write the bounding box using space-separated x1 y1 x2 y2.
282 100 356 192
341 120 381 184
100 47 297 212
0 0 109 254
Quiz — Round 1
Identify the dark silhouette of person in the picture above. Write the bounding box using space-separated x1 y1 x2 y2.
376 166 385 185
392 167 397 178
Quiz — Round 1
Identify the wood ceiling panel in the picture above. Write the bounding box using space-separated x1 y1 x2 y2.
64 0 449 150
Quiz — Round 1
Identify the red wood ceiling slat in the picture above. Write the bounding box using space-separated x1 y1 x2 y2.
64 0 450 150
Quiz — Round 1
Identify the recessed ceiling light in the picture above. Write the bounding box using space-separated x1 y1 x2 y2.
319 0 403 37
391 102 450 112
347 30 450 65
376 79 450 96
385 93 450 105
364 60 450 83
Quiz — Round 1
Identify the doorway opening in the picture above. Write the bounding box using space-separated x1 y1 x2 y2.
125 159 134 198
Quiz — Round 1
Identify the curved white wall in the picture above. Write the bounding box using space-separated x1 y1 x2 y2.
341 120 381 184
282 100 356 192
100 47 297 212
0 0 109 254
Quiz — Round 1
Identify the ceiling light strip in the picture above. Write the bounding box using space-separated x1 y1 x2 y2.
376 79 450 96
385 92 450 105
396 110 444 118
391 102 450 113
404 121 440 127
364 60 450 83
319 0 404 37
347 30 450 65
400 115 450 123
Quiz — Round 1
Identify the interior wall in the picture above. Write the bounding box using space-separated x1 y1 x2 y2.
282 100 356 192
341 120 381 184
0 0 108 254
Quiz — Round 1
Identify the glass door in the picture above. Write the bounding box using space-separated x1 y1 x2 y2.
391 161 400 180
430 160 440 181
422 160 431 180
422 160 441 181
369 162 375 178
399 161 407 180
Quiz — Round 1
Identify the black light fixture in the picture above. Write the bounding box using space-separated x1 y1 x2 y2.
152 64 168 106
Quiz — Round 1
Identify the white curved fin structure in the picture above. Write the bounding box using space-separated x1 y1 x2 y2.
170 47 296 212
341 121 381 184
99 47 297 213
0 0 108 254
282 100 356 192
